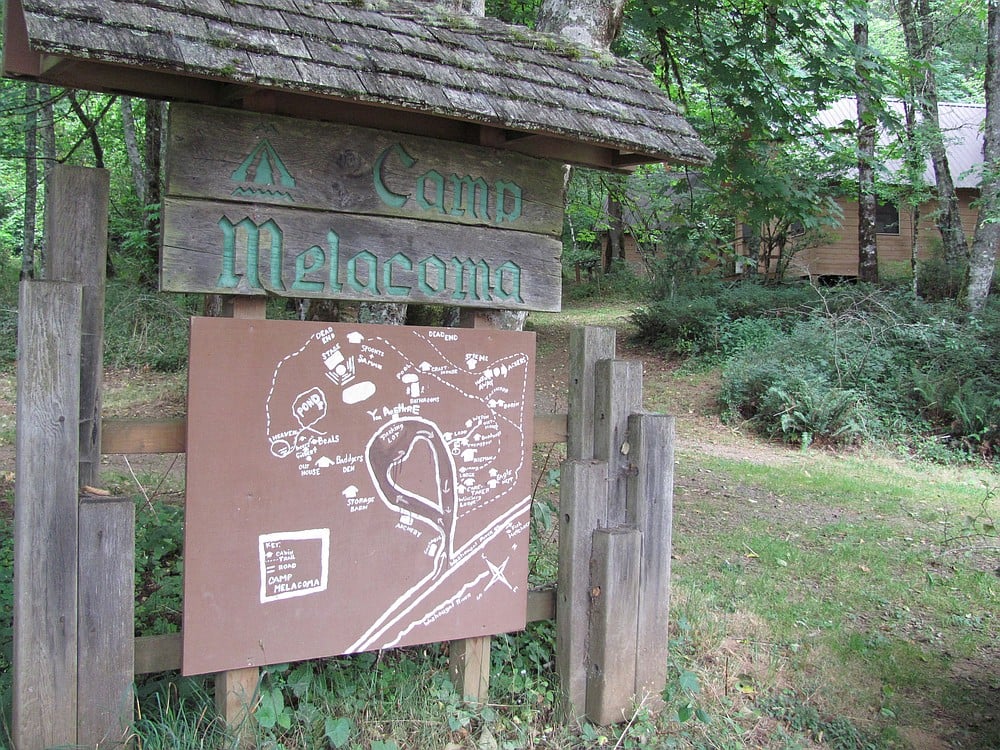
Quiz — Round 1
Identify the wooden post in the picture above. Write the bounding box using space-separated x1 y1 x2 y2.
555 460 608 721
46 164 110 489
445 307 507 703
626 413 675 705
213 294 266 738
448 636 491 702
586 527 641 726
78 496 135 748
13 280 83 750
593 359 642 525
567 326 615 460
215 668 260 740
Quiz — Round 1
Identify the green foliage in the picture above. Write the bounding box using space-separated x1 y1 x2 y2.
134 499 185 636
761 691 883 750
719 285 1000 453
103 281 198 372
131 676 226 749
632 278 819 356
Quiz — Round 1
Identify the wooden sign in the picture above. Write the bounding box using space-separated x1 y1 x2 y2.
182 318 535 675
161 104 564 311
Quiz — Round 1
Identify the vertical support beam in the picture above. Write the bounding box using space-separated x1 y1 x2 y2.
593 360 642 525
46 164 110 489
14 280 83 750
448 636 491 702
586 527 641 726
214 294 266 739
567 327 615 460
626 414 675 705
78 496 135 748
447 307 506 704
215 667 260 740
555 459 607 721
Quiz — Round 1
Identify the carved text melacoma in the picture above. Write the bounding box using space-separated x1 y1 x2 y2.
216 215 524 304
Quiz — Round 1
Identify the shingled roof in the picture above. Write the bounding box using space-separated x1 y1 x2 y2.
3 0 712 169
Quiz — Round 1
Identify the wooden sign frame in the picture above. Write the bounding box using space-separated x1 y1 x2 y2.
161 104 565 311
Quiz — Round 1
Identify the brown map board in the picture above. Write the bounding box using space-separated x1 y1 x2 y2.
182 318 535 675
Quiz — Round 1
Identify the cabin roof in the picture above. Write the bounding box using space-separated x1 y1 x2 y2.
819 98 985 190
3 0 713 170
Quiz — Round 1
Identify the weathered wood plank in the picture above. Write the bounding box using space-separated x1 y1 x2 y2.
448 636 492 704
102 418 187 454
13 280 82 750
586 527 641 726
134 586 557 676
134 634 183 675
626 413 675 706
46 164 110 488
166 103 564 237
566 327 615 460
101 412 565 455
593 359 642 525
160 197 562 311
555 459 608 721
78 496 135 748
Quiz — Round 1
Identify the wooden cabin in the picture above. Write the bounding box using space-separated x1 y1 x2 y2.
758 99 988 280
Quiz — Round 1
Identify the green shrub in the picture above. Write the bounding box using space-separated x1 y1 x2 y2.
104 282 198 371
634 279 819 357
720 287 1000 455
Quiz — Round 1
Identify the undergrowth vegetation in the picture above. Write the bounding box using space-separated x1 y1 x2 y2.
634 278 1000 459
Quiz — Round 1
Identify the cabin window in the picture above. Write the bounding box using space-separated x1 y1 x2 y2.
875 201 900 234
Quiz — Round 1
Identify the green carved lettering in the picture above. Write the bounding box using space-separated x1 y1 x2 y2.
383 253 413 297
373 143 416 208
495 181 522 224
491 260 524 303
417 169 446 213
449 175 490 220
417 255 447 294
450 257 493 302
293 245 325 293
217 216 283 290
347 250 379 295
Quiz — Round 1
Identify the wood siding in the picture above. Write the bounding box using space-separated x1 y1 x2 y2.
786 191 983 278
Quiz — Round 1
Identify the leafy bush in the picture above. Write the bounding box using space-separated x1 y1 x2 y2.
104 281 198 371
633 278 819 355
720 286 1000 455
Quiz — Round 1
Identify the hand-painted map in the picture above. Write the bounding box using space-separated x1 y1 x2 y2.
182 318 535 675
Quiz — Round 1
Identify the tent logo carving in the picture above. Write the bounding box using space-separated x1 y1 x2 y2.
230 139 297 202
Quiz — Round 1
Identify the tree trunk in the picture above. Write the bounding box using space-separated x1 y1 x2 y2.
68 92 106 168
961 0 1000 312
855 9 879 283
22 84 38 281
898 0 968 270
536 0 625 50
606 193 625 272
120 96 146 206
140 99 164 287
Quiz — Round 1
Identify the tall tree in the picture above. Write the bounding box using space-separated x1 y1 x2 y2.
140 99 164 287
21 83 38 280
856 2 879 283
536 0 625 48
120 96 146 206
897 0 969 268
961 0 999 311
